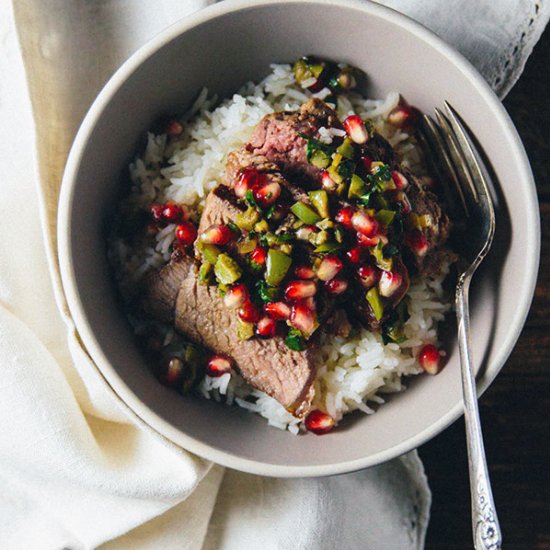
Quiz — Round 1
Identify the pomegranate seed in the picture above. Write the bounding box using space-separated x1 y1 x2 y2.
200 223 234 245
224 283 249 309
290 301 317 334
235 166 262 198
325 277 349 295
159 357 183 387
164 120 184 136
352 210 379 237
406 230 429 257
335 206 355 229
356 232 380 248
321 170 336 191
254 181 281 207
378 270 403 298
250 246 267 265
387 105 421 130
207 354 234 377
238 300 261 323
346 246 363 264
175 221 197 246
343 114 369 144
391 170 409 189
316 255 343 281
305 409 336 435
161 202 183 223
294 265 316 279
264 301 291 320
395 191 412 214
256 316 277 337
418 344 442 375
150 203 164 222
361 155 374 171
285 280 317 301
357 264 379 288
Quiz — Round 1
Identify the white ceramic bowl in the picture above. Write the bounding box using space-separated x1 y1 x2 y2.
58 0 539 476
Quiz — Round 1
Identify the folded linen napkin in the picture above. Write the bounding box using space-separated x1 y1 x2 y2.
1 0 547 548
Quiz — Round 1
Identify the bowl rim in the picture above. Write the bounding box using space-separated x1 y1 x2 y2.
58 0 540 477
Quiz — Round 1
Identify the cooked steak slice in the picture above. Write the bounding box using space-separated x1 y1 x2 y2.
224 148 308 202
363 133 399 166
325 309 352 338
197 186 244 235
405 174 456 275
224 148 281 185
140 254 197 323
248 98 342 183
174 277 316 415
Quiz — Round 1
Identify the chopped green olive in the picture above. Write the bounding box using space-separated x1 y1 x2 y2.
336 138 354 159
265 249 292 286
371 243 393 271
314 241 342 253
198 261 213 285
292 58 311 84
237 319 254 340
327 165 344 185
254 219 269 233
214 253 242 285
235 206 260 231
310 149 331 168
308 189 330 219
290 201 322 224
237 237 257 255
348 173 368 199
376 209 396 226
366 287 384 321
309 63 325 78
201 244 221 264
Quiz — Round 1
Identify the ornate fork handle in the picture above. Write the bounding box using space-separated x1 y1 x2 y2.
456 272 502 550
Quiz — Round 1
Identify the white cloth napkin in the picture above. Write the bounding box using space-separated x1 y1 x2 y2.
1 1 547 549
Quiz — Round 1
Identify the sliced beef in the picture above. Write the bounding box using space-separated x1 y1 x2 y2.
224 149 281 185
140 254 197 323
325 309 352 338
224 148 308 202
362 133 399 167
174 279 315 415
405 174 456 275
197 186 244 235
248 98 342 184
141 257 316 417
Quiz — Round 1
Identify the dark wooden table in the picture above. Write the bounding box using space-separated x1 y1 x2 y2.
420 27 550 550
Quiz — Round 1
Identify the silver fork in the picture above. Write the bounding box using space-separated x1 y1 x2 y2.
418 102 502 550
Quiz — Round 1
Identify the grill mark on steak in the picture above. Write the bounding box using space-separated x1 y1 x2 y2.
173 277 316 414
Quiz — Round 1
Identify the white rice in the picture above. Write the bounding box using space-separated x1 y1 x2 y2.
109 64 450 433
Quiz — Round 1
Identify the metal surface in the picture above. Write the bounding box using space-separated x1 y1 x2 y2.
419 104 502 550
